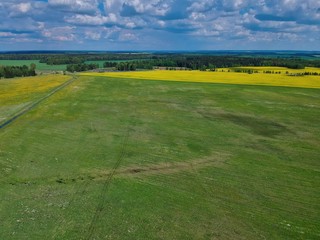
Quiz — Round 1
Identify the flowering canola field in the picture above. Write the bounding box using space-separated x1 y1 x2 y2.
81 68 320 89
0 74 70 121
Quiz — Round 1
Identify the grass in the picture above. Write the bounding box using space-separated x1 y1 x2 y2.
81 69 320 89
0 60 66 71
0 72 319 239
84 60 106 68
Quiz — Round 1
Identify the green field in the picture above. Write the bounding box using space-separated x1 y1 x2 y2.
0 74 319 239
0 59 147 70
0 60 66 71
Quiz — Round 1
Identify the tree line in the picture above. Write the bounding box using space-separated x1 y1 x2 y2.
1 53 320 69
102 56 320 71
0 64 36 78
1 53 320 73
0 53 152 65
66 63 99 72
103 62 137 71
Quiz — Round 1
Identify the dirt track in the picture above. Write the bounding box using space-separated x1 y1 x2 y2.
0 76 77 130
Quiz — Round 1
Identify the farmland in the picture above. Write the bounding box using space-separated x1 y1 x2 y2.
0 60 66 71
0 71 319 239
81 67 320 89
0 75 70 122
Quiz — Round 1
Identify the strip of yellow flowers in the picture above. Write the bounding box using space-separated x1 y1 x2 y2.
81 67 320 89
0 75 70 106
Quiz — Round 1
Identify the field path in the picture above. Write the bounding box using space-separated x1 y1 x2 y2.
85 126 131 240
0 75 77 130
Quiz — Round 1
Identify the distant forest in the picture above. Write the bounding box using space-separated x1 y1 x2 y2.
0 53 151 65
103 56 320 71
0 52 320 75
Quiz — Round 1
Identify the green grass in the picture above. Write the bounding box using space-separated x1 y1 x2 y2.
0 75 319 239
84 60 106 68
0 60 66 71
0 59 148 70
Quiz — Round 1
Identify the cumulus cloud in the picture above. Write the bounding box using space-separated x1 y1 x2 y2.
105 0 170 17
48 0 99 15
65 14 116 26
85 30 101 40
0 0 319 49
42 26 76 41
15 3 31 13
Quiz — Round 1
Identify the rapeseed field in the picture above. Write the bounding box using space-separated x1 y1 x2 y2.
81 68 320 89
0 74 70 122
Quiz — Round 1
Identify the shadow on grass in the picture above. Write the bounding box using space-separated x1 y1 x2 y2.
199 111 291 138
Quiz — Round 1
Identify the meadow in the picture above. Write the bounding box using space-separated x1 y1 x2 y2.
0 60 66 71
0 71 319 239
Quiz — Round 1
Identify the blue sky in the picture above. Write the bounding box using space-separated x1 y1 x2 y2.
0 0 319 51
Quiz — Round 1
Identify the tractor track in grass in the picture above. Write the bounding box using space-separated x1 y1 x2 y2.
85 125 131 240
0 76 77 130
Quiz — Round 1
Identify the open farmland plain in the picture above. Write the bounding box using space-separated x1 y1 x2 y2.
0 71 320 239
0 60 66 71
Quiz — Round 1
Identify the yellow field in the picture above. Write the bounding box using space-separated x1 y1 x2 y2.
0 75 70 104
230 66 320 74
81 69 320 89
0 75 70 121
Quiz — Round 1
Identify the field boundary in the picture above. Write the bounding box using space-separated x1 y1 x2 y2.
0 75 77 130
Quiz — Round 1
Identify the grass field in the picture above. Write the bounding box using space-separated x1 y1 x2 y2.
81 68 320 89
0 71 319 239
0 60 66 71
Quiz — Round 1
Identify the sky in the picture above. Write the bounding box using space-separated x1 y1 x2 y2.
0 0 319 51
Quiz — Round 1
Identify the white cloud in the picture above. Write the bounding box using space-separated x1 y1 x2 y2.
65 14 115 26
42 26 76 41
119 32 138 41
16 3 31 13
48 0 99 14
104 0 170 16
85 31 101 40
0 32 19 37
0 0 319 49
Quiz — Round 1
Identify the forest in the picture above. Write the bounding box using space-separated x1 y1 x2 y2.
0 64 36 78
106 55 320 71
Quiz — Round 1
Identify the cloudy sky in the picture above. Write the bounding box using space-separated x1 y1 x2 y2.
0 0 319 51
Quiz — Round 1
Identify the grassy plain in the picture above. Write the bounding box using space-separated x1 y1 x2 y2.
0 71 319 239
81 68 320 89
0 60 66 71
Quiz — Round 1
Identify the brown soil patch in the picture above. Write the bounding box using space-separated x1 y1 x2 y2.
90 152 230 181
